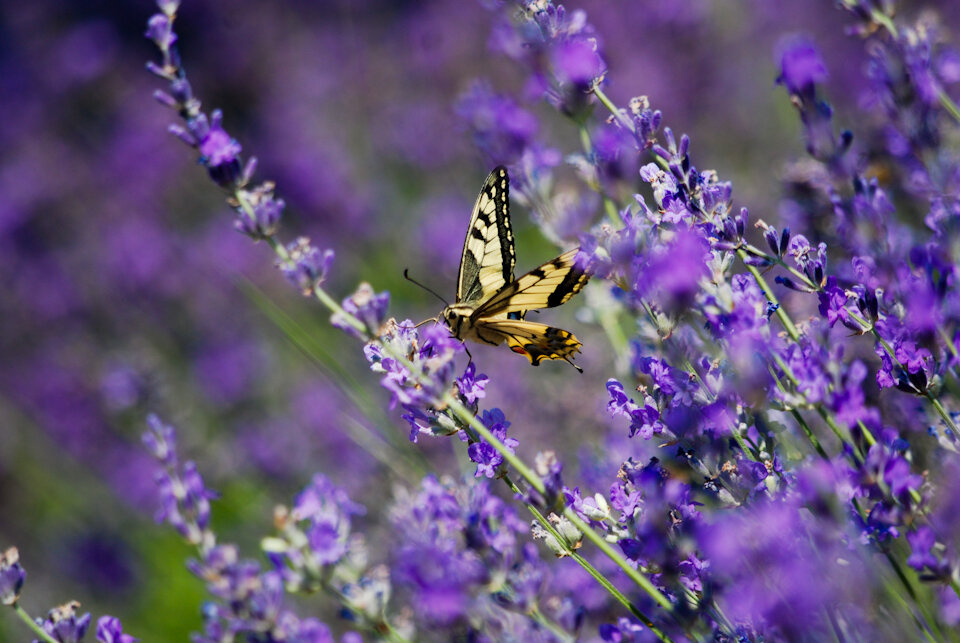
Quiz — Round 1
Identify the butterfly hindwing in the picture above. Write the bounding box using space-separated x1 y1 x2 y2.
481 319 584 372
474 248 589 317
457 166 515 305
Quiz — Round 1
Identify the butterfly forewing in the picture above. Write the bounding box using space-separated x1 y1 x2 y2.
457 166 515 305
473 249 589 317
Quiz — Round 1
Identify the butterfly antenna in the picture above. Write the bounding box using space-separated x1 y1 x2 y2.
413 316 438 328
403 269 450 307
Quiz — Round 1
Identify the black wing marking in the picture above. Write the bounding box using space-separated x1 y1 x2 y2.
456 166 516 305
474 248 590 317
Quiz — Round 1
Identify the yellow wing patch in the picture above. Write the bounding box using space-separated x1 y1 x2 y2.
476 249 590 317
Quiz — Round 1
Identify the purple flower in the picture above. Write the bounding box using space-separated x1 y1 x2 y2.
780 340 830 403
144 416 218 542
606 379 638 418
280 237 334 296
628 398 664 440
906 526 941 573
95 616 137 643
635 357 680 397
456 81 539 166
883 455 923 499
599 617 646 642
830 360 873 428
142 414 177 467
144 14 176 50
776 35 828 95
0 547 25 605
817 276 853 328
183 110 245 188
467 408 518 478
468 441 502 478
633 227 709 313
390 476 535 628
37 601 92 643
199 115 241 167
700 496 874 639
551 38 604 86
455 362 489 405
332 282 390 339
235 183 284 240
291 474 365 566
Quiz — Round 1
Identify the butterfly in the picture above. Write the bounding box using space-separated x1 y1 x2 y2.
439 166 591 371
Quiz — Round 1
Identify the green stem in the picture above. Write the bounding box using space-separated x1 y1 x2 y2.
938 90 960 125
592 86 633 133
12 604 58 643
529 606 575 643
737 249 800 341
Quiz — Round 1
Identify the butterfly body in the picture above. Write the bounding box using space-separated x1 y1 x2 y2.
440 167 590 371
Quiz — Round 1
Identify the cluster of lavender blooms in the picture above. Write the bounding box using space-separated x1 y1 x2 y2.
463 0 960 639
0 547 135 643
142 415 366 641
140 412 584 641
7 0 959 640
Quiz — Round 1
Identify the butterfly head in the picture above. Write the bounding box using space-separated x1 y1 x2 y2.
441 303 473 339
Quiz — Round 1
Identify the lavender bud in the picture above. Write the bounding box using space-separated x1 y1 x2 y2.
96 616 138 643
775 275 803 291
0 547 25 605
549 513 583 549
235 184 283 240
145 61 169 80
143 414 177 467
145 14 177 50
152 91 178 112
736 207 748 237
864 288 879 320
169 78 194 105
779 227 791 256
280 238 334 296
332 283 390 339
168 123 196 147
664 127 677 152
241 157 258 187
185 110 243 189
38 601 92 643
764 227 780 256
530 521 567 557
